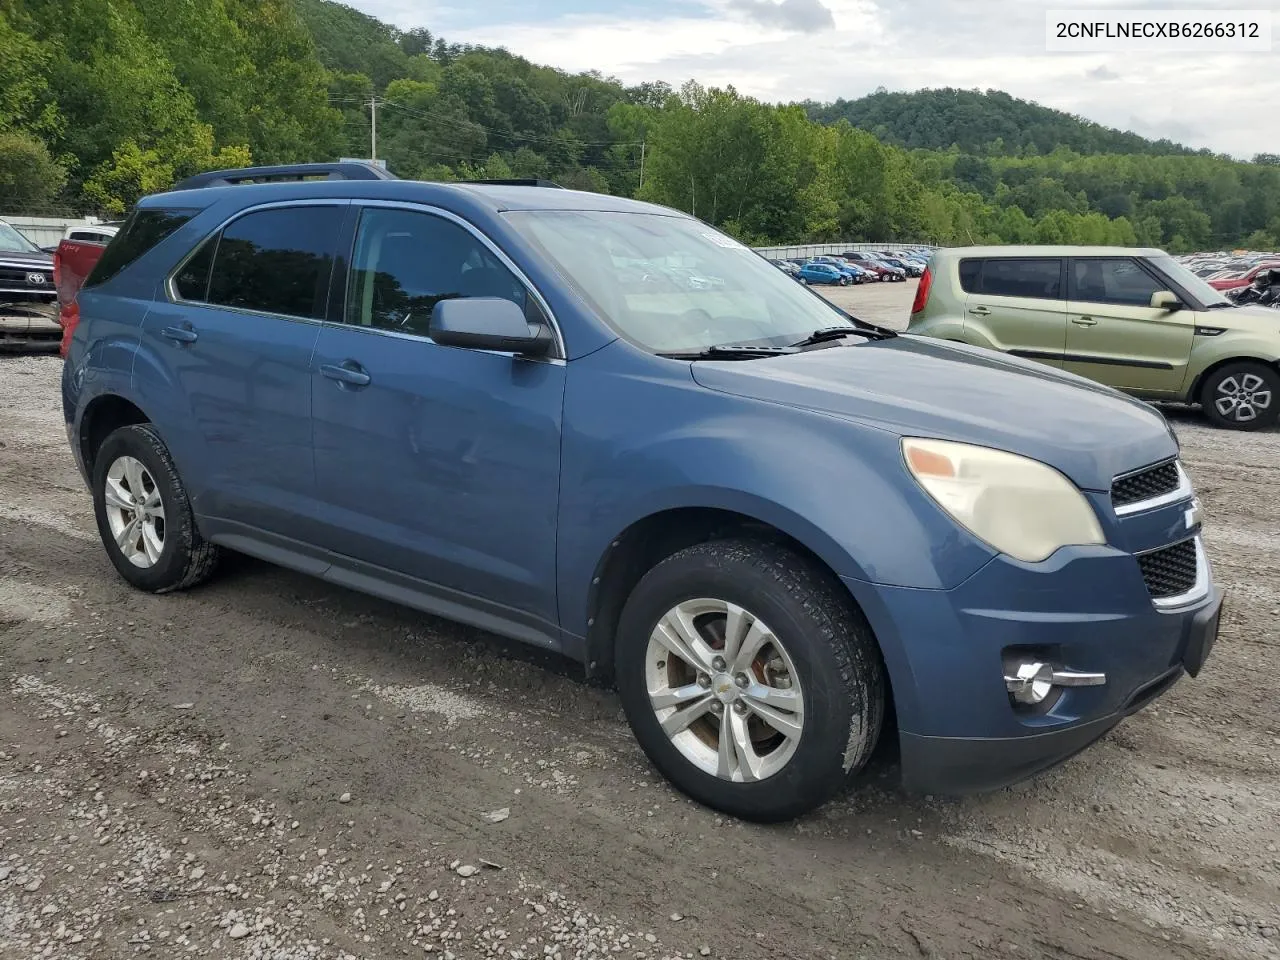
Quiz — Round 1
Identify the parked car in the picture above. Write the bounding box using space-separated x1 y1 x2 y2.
1 217 56 305
52 234 113 356
908 245 1280 430
810 256 868 284
769 258 801 279
797 261 850 285
878 255 923 278
1208 261 1280 291
841 252 906 281
0 216 60 349
61 163 1221 822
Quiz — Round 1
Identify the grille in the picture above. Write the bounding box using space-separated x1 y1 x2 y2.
0 266 51 286
1112 460 1181 508
1136 538 1198 599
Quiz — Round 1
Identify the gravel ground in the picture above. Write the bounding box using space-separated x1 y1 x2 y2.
1 281 1277 960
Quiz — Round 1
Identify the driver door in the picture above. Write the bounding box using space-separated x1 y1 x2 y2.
308 204 567 627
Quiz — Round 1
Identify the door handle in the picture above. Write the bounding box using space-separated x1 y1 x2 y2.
969 306 990 316
161 324 198 344
1071 316 1098 327
320 361 372 388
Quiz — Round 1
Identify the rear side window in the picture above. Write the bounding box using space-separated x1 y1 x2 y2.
1071 258 1164 306
973 258 1063 300
84 208 198 288
205 206 344 320
958 258 981 292
172 237 216 301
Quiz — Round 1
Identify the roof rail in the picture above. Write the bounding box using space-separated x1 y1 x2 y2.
463 178 566 189
170 161 399 191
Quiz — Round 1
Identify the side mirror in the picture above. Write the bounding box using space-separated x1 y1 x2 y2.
1150 290 1183 311
429 297 553 357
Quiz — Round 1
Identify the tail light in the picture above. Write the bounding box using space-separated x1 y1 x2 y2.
911 266 933 315
52 246 78 358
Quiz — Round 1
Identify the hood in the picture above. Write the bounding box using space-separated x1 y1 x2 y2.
1217 304 1280 327
0 249 53 267
689 335 1177 492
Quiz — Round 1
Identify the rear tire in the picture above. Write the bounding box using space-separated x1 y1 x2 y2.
614 538 885 822
92 424 222 593
1198 361 1280 431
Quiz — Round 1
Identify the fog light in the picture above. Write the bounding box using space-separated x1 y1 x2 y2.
1004 659 1107 706
1005 661 1055 705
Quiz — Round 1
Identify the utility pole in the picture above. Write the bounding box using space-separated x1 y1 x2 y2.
638 140 646 190
368 97 378 162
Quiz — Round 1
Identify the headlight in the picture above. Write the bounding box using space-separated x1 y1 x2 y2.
902 438 1105 563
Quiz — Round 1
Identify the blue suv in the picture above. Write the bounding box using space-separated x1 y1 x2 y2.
62 162 1223 822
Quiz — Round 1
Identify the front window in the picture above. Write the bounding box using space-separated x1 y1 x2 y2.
504 210 853 353
1147 255 1235 308
0 221 39 254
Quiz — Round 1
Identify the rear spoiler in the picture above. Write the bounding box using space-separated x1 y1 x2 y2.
171 161 399 191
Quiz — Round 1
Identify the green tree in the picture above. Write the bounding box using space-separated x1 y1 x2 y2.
0 129 67 207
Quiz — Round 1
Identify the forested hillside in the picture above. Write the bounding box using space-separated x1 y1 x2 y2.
804 88 1205 158
1 0 1278 251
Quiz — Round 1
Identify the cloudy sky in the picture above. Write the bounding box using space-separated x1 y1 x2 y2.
347 0 1277 158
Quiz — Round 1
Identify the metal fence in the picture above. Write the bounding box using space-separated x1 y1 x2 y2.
3 214 107 248
751 242 936 259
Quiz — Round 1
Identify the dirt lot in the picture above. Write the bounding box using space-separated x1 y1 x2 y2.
1 279 1277 960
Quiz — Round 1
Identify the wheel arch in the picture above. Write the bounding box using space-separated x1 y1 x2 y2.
580 504 883 686
79 393 153 479
1185 353 1280 404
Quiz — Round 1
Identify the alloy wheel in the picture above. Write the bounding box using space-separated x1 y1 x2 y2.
645 598 805 783
1214 372 1273 423
103 455 166 568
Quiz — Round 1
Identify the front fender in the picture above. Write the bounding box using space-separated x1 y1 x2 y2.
555 349 996 642
1186 336 1280 398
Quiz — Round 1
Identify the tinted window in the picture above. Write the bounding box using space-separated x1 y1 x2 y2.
173 236 216 301
977 258 1062 299
958 258 981 292
84 208 198 288
1072 258 1164 306
207 206 342 319
344 207 528 335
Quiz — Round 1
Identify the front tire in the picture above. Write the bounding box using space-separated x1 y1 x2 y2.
92 424 222 592
1199 362 1280 430
615 539 885 822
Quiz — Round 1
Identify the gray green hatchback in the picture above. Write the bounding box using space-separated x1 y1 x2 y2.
909 245 1280 430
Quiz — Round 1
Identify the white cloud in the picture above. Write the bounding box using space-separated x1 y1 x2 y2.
347 0 1278 159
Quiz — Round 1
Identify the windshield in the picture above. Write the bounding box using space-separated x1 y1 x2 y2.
504 210 853 352
0 221 39 254
1149 255 1233 307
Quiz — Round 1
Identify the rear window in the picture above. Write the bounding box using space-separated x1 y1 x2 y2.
204 206 343 319
965 258 1063 300
84 208 199 288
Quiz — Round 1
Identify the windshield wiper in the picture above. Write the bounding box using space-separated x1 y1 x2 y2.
789 325 889 348
657 344 798 360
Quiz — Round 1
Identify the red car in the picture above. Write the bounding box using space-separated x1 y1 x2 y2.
1209 261 1280 291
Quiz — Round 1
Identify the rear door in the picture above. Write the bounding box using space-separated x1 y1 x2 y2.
136 202 347 532
1063 257 1193 395
962 257 1067 367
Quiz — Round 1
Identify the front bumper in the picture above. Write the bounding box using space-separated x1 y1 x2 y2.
843 537 1224 795
0 305 61 349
